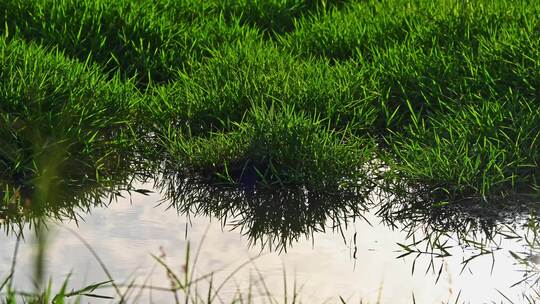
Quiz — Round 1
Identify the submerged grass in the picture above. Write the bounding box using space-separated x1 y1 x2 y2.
1 0 540 205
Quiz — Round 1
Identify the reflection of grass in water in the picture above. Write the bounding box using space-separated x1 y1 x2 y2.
1 0 540 301
504 217 540 304
1 162 539 302
0 225 313 304
4 225 536 303
378 188 540 303
156 170 375 250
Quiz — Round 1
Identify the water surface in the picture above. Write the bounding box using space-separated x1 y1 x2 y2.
1 182 538 303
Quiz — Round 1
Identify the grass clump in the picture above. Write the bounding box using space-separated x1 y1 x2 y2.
237 104 372 188
386 96 540 198
0 37 141 216
148 42 379 136
161 103 372 188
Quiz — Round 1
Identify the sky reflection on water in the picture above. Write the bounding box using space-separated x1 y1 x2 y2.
0 183 537 303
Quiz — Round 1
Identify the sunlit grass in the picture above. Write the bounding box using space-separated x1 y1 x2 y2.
1 0 539 202
1 1 540 303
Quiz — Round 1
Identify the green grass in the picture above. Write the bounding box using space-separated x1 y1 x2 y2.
2 2 540 302
1 0 540 208
0 36 144 222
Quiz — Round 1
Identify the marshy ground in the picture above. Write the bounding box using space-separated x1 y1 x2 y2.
1 0 540 303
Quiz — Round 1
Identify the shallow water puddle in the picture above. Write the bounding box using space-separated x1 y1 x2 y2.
0 183 537 303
